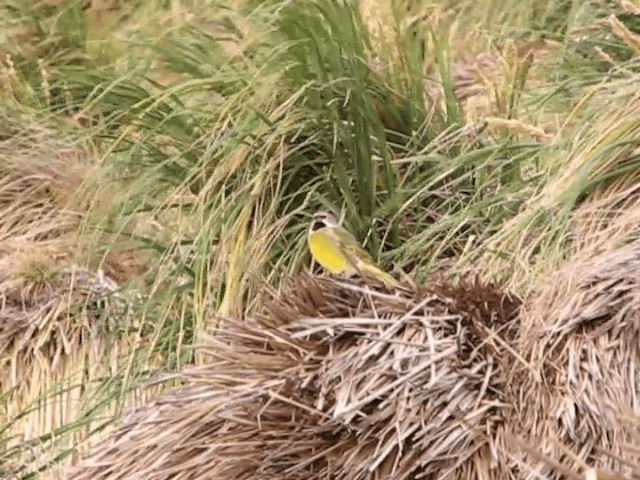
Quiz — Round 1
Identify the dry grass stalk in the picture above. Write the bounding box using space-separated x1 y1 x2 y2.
424 40 561 123
67 273 521 480
606 15 640 57
361 0 562 137
368 36 561 141
505 405 640 480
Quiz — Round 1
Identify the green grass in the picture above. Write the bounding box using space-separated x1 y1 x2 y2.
2 0 640 476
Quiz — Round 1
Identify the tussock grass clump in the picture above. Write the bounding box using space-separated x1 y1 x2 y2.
0 265 132 474
508 237 640 479
67 273 521 480
64 221 640 479
0 118 88 244
0 116 149 477
63 240 640 480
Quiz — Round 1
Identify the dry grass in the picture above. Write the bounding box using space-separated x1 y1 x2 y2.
0 122 88 248
64 234 640 479
0 119 158 477
66 273 525 480
0 116 150 282
507 237 640 479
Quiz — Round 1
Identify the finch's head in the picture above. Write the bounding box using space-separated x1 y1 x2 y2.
310 211 339 232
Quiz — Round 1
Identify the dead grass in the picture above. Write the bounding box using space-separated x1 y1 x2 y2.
507 237 640 478
66 273 524 480
63 216 640 479
0 115 152 278
0 118 157 476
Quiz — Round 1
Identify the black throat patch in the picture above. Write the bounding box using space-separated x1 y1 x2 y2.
311 220 326 232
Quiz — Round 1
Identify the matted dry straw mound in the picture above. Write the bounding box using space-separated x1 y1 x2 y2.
0 265 127 386
68 273 521 480
0 122 147 475
0 263 139 475
507 238 640 479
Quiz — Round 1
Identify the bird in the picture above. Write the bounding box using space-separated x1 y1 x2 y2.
307 210 398 286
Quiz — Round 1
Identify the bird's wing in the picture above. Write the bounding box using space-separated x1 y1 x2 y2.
332 227 376 265
330 227 398 286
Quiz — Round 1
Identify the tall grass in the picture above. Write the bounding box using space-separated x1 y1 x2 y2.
2 0 640 477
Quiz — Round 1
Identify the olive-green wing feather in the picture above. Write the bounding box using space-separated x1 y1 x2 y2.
331 227 375 264
331 227 398 286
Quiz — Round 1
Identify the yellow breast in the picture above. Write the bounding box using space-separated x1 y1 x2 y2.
307 229 355 275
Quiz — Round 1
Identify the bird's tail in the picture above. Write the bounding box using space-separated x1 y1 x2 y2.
360 263 399 287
